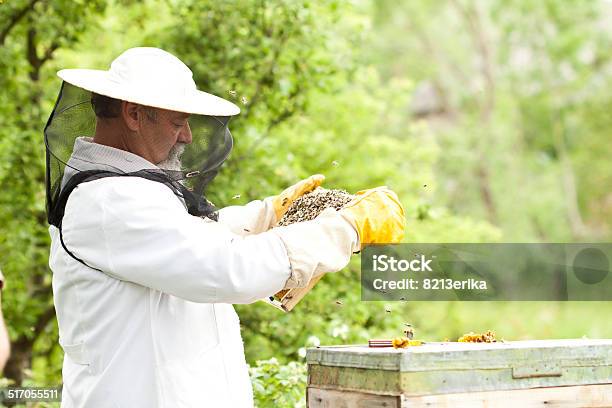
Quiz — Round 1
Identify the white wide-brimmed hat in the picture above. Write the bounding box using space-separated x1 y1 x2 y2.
57 47 240 116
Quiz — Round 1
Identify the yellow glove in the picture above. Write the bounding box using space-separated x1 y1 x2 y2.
340 186 405 249
272 174 325 221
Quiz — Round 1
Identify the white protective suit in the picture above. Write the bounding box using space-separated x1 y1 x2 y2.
50 137 359 407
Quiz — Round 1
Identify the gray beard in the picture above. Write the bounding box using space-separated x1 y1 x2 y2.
156 143 186 172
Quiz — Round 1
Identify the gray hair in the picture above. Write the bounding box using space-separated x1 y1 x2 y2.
91 92 158 122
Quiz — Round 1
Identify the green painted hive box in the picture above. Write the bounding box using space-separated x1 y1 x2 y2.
306 339 612 407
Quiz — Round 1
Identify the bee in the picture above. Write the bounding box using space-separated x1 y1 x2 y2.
335 300 343 306
282 197 289 206
228 90 237 97
240 96 248 105
331 160 339 167
403 324 414 340
232 194 241 199
243 228 250 233
385 307 392 313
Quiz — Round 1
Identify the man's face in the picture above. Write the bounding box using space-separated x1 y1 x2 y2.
139 108 192 166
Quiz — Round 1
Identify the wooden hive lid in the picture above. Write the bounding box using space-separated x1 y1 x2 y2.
307 339 612 372
306 339 612 396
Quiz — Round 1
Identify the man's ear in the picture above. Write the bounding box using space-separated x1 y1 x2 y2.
121 101 140 131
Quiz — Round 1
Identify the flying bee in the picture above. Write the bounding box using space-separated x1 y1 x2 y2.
232 194 241 199
331 160 339 167
335 300 343 306
240 96 248 105
228 90 237 97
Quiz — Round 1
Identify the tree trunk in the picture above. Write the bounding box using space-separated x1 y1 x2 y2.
553 117 586 238
4 337 32 386
475 163 498 224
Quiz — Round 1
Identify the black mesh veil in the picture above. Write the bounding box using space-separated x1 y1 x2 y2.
44 81 233 226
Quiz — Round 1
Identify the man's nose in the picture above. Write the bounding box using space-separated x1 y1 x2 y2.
178 122 192 144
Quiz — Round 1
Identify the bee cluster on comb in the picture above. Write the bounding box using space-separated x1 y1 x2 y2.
277 188 354 226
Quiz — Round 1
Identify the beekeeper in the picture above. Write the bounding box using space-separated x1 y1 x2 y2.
45 47 405 408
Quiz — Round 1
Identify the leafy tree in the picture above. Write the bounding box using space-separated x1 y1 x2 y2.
370 0 612 241
0 0 108 385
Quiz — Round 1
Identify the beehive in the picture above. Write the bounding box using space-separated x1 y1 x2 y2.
306 339 612 407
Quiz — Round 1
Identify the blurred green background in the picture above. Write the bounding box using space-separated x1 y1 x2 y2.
1 0 611 406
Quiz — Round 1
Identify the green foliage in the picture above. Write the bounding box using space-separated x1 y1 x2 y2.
249 358 306 408
157 0 365 206
371 0 612 241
